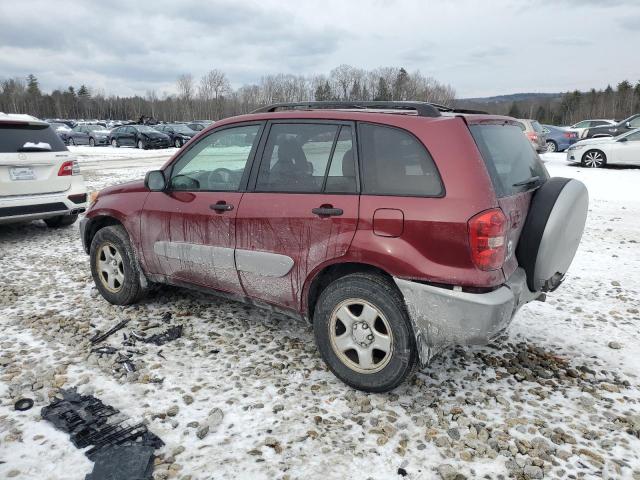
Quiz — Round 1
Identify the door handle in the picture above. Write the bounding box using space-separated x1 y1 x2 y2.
312 206 343 217
210 201 234 212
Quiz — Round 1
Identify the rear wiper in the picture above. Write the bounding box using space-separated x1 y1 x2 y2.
513 176 541 188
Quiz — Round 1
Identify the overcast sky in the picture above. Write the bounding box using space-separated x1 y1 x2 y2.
1 0 638 98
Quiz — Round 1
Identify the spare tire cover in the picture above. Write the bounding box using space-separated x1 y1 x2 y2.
516 177 589 292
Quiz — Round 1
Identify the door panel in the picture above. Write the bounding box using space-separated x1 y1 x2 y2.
235 121 359 311
140 123 263 294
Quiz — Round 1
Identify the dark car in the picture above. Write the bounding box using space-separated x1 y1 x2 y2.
48 122 74 144
109 125 171 149
68 124 111 146
154 123 197 148
584 114 640 138
541 125 578 152
80 101 588 392
186 121 214 132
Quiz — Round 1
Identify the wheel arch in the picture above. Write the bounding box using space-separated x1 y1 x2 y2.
83 215 124 254
303 261 397 323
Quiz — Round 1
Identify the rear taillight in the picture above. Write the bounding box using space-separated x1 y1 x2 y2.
58 160 80 176
563 132 576 139
468 209 508 271
526 132 538 141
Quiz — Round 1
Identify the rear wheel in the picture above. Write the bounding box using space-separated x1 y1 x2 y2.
44 214 78 228
90 225 146 305
313 273 417 392
137 139 145 149
582 149 606 168
546 140 557 152
89 137 95 147
174 138 181 148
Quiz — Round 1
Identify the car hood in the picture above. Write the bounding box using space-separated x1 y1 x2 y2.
98 180 146 198
573 137 613 147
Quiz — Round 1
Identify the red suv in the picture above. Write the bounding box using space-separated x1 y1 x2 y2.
80 101 588 392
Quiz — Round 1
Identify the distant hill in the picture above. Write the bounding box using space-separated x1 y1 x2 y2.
457 92 562 104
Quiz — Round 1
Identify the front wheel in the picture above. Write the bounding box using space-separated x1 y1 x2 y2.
111 138 119 148
546 140 557 152
90 225 147 305
68 138 75 146
89 137 95 147
44 214 78 228
174 138 182 148
313 273 417 392
137 139 145 149
582 149 606 168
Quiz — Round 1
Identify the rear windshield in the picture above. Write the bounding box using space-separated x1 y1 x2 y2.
470 123 549 197
0 124 67 153
531 121 544 133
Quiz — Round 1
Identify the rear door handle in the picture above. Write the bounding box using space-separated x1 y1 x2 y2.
210 201 234 212
312 207 343 217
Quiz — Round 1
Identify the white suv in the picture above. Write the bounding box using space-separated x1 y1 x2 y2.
0 113 87 226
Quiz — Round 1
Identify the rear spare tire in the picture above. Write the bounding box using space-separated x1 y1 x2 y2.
516 177 588 292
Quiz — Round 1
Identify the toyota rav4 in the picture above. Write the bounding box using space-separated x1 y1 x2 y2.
80 101 588 392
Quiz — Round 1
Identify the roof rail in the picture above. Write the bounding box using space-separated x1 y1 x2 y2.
251 101 442 118
429 102 488 115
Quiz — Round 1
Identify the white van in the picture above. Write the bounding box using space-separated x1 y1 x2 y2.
0 113 87 226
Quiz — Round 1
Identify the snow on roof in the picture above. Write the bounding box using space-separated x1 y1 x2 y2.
0 112 46 124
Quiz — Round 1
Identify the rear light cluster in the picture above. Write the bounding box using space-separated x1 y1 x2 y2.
58 160 80 176
563 132 577 139
468 208 508 271
526 132 538 142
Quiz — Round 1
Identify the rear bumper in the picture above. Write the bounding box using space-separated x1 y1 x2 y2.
394 267 539 363
0 177 88 224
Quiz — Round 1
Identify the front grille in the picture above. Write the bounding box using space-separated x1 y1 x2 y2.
0 202 68 217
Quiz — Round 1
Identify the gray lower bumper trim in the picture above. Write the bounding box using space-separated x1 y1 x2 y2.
394 268 537 364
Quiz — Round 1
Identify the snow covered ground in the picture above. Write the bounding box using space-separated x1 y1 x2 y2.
1 146 639 480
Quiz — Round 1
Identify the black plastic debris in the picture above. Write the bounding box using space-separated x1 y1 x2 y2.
41 389 163 480
130 325 183 346
91 346 118 356
14 398 34 411
90 320 129 345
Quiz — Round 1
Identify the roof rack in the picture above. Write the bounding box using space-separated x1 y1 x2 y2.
251 101 442 117
251 101 489 117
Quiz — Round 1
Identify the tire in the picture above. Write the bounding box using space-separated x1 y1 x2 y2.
111 138 119 148
174 138 181 148
545 140 557 153
89 225 146 305
89 137 95 147
581 149 606 168
313 273 417 392
68 138 75 146
44 214 78 228
137 139 145 150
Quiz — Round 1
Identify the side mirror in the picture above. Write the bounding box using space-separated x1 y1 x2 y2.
626 122 631 128
145 170 166 191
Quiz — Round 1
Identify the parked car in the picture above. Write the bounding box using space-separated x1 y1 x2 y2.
80 101 588 392
0 113 87 227
48 122 73 144
154 123 197 148
564 119 616 138
108 125 171 149
541 125 578 152
566 128 640 167
68 124 111 146
186 120 214 132
583 114 640 139
515 119 547 153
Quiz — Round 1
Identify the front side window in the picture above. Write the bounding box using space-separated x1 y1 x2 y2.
358 123 442 196
629 116 640 128
255 123 355 193
169 124 260 191
624 131 640 141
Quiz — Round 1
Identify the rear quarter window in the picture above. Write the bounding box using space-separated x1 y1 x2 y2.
0 124 67 153
358 123 443 197
470 123 549 198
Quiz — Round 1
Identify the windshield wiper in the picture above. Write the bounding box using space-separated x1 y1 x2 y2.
513 176 541 188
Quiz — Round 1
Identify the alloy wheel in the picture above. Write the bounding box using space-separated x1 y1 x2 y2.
583 151 604 168
96 243 125 293
329 299 393 374
546 141 556 152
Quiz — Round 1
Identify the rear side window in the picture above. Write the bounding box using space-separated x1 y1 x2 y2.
358 123 442 197
0 124 67 153
470 124 549 197
531 121 544 133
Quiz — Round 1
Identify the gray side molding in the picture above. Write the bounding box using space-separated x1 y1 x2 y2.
235 250 294 277
153 241 235 269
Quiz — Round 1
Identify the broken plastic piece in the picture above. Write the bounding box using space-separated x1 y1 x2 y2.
135 325 183 346
90 320 129 345
14 398 34 411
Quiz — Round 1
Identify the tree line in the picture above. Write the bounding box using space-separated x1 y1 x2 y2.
460 81 640 126
0 66 456 122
